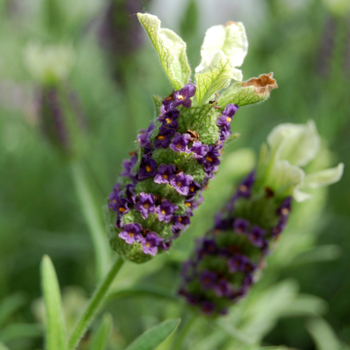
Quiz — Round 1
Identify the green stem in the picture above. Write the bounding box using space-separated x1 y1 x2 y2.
67 256 124 350
172 312 196 350
70 161 111 281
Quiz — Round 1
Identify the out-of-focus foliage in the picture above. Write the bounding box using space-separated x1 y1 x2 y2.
0 0 349 349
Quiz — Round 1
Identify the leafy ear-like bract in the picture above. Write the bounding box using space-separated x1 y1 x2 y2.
195 22 248 104
137 13 191 90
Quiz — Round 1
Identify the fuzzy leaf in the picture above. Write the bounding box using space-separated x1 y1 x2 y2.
301 163 344 189
195 51 236 104
125 318 180 350
137 13 191 90
217 73 278 108
41 255 67 350
88 314 112 350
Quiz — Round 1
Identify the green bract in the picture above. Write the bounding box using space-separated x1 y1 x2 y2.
137 13 191 90
138 13 276 107
257 121 344 201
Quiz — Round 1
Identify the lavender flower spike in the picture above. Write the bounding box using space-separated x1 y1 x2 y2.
178 121 343 316
107 13 279 263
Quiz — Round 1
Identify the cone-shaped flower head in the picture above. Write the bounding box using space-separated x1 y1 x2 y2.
179 121 343 316
106 13 278 263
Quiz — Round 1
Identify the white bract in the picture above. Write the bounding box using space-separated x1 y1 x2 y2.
259 121 344 201
195 22 248 103
137 13 249 105
24 43 75 85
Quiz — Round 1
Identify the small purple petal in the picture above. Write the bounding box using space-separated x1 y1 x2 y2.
154 164 176 184
170 132 191 153
170 172 193 196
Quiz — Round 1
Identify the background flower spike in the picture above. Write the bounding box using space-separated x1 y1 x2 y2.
178 121 343 316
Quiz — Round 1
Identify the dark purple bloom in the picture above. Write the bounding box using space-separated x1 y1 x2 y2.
186 181 202 200
217 115 233 129
172 215 191 230
141 232 163 256
219 127 231 143
227 254 254 273
201 301 215 315
271 221 286 238
155 199 179 223
179 289 199 305
190 141 209 158
173 83 196 108
170 172 193 196
170 132 191 153
161 240 172 251
237 171 255 198
233 218 250 234
134 192 155 219
108 183 122 210
158 109 180 129
154 164 176 184
200 238 217 256
154 127 175 149
277 196 292 217
137 122 155 148
125 184 136 204
198 146 221 172
138 156 157 180
249 226 266 248
118 223 142 244
200 270 217 290
117 198 129 216
215 280 232 297
121 155 137 177
222 104 239 118
214 215 234 230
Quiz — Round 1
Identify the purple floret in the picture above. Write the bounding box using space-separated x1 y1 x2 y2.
227 254 255 273
191 141 209 158
141 232 163 256
134 192 155 219
198 146 221 172
158 109 180 129
155 199 179 223
138 155 157 180
173 83 196 108
118 223 142 244
108 183 122 211
222 104 239 118
154 164 176 184
201 301 215 315
155 127 175 149
121 155 137 177
170 172 193 196
172 215 191 230
249 226 266 248
215 279 232 297
237 171 255 198
233 218 250 234
137 122 155 148
116 198 129 216
277 196 292 217
200 270 217 290
186 181 201 200
170 132 191 153
125 184 136 204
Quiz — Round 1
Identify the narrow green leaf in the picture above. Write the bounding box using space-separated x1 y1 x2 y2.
0 323 42 343
0 341 9 350
125 318 181 350
88 314 112 350
0 293 26 327
137 13 191 90
40 255 67 350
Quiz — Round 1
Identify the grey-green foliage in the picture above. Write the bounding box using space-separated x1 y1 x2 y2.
88 314 112 350
40 255 67 350
125 318 181 350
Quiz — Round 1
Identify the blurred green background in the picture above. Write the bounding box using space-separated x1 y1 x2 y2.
0 0 349 349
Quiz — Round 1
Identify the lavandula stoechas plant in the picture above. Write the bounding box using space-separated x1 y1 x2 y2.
107 13 278 263
179 121 344 316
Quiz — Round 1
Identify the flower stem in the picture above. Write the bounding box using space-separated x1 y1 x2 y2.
70 160 111 281
67 256 124 350
172 312 196 350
